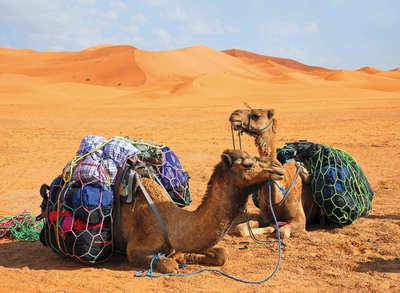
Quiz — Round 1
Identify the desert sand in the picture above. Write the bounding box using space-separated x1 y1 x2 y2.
0 44 399 292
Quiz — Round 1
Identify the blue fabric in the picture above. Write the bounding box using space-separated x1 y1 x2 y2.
159 146 187 190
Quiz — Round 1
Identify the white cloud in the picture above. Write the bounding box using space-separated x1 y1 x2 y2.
110 1 127 11
266 46 306 60
152 28 173 48
73 0 97 5
165 7 189 21
183 20 240 35
131 14 148 26
304 23 319 34
91 9 118 20
122 24 140 34
264 21 319 35
264 21 300 34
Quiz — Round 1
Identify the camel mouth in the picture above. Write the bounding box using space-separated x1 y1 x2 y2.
270 171 284 181
230 120 244 131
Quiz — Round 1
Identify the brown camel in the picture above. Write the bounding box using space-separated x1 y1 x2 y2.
117 149 284 273
229 107 320 239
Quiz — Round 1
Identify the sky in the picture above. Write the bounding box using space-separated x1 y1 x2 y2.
0 0 399 70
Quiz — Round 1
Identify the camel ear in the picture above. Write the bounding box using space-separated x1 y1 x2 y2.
221 154 233 166
267 109 275 119
272 118 278 133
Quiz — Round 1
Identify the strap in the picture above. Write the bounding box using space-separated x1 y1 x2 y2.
137 177 172 250
112 160 133 254
127 171 135 203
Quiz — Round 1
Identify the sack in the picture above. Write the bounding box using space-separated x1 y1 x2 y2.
276 141 374 226
39 176 114 264
277 140 322 165
130 139 192 207
159 146 191 206
38 135 192 265
67 183 113 224
308 145 374 226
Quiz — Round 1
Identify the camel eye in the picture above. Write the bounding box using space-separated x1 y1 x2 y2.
251 114 260 121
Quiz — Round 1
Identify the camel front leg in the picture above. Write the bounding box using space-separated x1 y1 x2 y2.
235 220 275 237
126 245 180 274
275 211 307 239
171 247 229 267
235 212 276 237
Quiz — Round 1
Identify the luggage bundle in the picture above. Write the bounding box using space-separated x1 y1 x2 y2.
38 135 191 263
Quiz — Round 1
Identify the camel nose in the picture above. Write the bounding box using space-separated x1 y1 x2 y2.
230 120 242 130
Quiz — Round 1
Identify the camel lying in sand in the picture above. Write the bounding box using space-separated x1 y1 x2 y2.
117 149 284 273
229 107 320 239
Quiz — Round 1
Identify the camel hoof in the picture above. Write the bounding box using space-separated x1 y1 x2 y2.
235 225 250 237
156 256 179 274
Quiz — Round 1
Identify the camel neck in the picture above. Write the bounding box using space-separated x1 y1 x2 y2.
255 133 276 158
170 173 252 252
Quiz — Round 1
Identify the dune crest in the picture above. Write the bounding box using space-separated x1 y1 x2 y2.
0 45 398 96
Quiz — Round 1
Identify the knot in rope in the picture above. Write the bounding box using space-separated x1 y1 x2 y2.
268 178 287 195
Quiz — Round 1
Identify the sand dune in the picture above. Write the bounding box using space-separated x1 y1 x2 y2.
223 49 332 76
1 45 398 93
1 44 400 293
357 66 383 74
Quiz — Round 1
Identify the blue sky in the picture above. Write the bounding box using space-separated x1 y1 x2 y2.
0 0 399 70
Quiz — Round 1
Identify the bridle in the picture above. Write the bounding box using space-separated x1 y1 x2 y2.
231 102 275 150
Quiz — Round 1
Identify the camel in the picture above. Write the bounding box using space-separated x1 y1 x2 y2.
116 149 284 274
229 107 321 239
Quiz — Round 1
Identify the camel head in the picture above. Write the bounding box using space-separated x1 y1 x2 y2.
220 149 284 188
229 105 278 157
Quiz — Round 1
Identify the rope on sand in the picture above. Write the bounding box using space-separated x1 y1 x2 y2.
0 211 43 241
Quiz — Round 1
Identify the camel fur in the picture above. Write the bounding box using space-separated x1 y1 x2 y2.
229 107 320 238
117 149 284 273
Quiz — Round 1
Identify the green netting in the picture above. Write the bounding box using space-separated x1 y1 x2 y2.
307 145 374 226
0 212 43 241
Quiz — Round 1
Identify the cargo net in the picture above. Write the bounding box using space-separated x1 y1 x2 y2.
131 139 192 207
41 136 191 264
42 164 114 264
307 145 374 226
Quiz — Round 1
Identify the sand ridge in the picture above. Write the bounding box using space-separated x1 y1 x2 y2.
0 45 399 293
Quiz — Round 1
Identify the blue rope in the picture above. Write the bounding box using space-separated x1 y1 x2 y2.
268 178 287 195
134 179 284 284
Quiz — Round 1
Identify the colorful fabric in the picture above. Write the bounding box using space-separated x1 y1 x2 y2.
76 135 107 157
103 137 140 167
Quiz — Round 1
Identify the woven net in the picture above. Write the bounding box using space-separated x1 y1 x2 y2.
307 145 374 226
40 135 191 264
42 172 114 263
0 211 43 241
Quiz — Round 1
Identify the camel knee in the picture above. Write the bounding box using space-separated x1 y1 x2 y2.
235 224 250 237
235 220 260 237
278 225 292 239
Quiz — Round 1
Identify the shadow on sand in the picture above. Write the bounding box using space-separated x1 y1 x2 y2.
0 240 136 271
